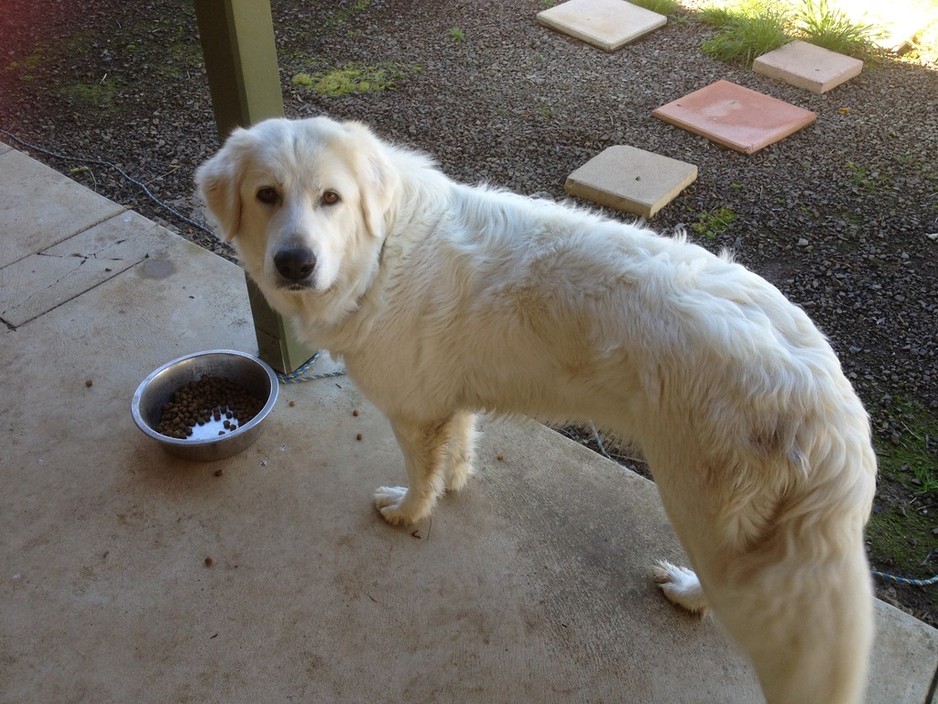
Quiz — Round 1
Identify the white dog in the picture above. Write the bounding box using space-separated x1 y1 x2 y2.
196 116 876 703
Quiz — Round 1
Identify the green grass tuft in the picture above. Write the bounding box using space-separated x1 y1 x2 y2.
701 6 791 65
692 206 737 239
698 0 881 65
794 0 879 56
630 0 681 15
292 62 419 97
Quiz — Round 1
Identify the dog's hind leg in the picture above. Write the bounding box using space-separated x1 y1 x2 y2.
374 414 459 526
653 561 709 614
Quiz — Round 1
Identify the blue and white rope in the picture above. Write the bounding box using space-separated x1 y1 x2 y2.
277 351 346 385
872 571 938 587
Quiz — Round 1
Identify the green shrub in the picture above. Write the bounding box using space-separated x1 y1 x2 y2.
795 0 879 57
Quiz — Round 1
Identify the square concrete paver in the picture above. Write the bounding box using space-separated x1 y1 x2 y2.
537 0 667 52
0 210 172 327
0 149 125 268
753 40 863 94
565 145 697 218
652 80 817 155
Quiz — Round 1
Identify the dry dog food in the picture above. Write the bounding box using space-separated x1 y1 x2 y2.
156 375 264 439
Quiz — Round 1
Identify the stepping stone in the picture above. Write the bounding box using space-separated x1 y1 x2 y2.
564 145 697 218
753 40 863 94
652 80 817 155
537 0 667 52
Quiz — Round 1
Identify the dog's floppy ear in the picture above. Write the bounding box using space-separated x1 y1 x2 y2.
195 128 253 242
342 120 400 239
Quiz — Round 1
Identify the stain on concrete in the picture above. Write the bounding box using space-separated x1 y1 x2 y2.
138 258 176 279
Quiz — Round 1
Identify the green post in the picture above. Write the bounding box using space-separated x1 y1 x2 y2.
194 0 312 373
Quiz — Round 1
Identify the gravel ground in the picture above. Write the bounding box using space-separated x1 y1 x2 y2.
2 0 937 624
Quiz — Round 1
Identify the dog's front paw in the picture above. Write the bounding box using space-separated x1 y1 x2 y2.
653 561 710 615
373 486 417 526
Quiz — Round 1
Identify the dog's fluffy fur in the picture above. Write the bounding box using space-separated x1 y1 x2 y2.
196 116 876 703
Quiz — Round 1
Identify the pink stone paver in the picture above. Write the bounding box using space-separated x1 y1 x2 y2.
753 41 863 94
652 80 817 155
536 0 667 52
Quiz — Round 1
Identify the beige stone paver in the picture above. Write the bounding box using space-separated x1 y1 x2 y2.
753 40 863 94
537 0 667 52
565 145 697 218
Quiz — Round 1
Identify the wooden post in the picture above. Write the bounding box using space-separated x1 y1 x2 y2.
194 0 311 373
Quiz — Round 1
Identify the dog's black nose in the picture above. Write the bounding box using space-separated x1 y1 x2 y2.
274 247 316 282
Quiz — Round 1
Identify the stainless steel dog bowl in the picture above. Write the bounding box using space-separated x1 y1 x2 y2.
131 349 279 461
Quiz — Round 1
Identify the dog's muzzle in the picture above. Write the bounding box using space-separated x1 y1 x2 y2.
274 247 316 289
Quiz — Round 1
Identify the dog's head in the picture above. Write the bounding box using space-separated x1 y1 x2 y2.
195 117 399 322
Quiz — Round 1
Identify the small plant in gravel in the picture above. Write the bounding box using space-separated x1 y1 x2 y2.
844 160 890 194
327 0 372 26
795 0 879 56
698 0 880 65
692 205 737 239
875 398 938 497
447 27 466 42
292 62 418 97
4 50 44 81
700 3 791 65
867 398 938 595
630 0 681 15
59 79 122 111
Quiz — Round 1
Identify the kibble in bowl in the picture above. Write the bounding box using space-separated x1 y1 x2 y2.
131 350 279 461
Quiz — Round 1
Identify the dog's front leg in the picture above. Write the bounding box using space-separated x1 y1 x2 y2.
442 411 477 493
374 415 458 526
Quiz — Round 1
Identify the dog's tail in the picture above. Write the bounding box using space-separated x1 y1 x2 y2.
648 369 877 703
713 409 876 703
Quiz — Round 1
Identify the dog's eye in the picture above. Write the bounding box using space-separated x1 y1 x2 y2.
256 187 279 205
321 190 340 206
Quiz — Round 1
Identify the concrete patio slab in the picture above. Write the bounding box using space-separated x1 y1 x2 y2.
537 0 667 52
564 145 697 218
0 140 11 156
753 40 863 94
2 148 938 703
0 149 125 268
0 210 169 327
652 80 817 155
